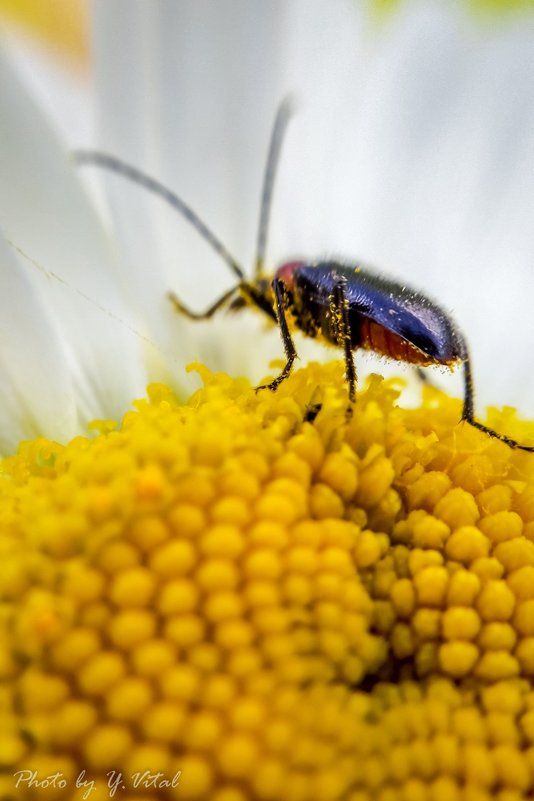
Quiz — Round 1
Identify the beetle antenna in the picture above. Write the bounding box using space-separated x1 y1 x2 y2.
255 96 295 278
74 150 245 281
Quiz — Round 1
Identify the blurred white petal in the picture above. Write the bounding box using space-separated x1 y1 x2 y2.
0 23 93 144
0 44 147 426
0 232 79 451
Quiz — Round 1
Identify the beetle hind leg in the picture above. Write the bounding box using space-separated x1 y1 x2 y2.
332 278 357 418
461 358 534 453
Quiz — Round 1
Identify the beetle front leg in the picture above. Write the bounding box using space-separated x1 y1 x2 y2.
333 278 357 414
256 278 297 392
168 284 239 320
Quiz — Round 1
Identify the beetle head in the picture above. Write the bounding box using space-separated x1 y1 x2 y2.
228 278 277 323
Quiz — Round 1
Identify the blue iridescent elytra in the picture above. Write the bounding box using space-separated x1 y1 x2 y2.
276 260 467 364
75 98 534 452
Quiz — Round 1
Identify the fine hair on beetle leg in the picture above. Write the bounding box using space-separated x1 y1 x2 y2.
256 278 298 393
332 278 356 418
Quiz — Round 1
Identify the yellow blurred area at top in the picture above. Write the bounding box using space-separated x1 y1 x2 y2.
372 0 534 16
0 0 88 66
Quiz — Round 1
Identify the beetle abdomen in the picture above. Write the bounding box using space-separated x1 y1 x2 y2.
291 262 467 365
358 318 448 366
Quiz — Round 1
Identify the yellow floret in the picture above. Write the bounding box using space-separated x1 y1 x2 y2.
413 565 449 606
442 607 481 640
3 362 534 800
439 641 479 677
446 525 490 563
477 580 516 621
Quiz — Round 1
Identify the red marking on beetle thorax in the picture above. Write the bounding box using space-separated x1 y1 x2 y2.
359 319 436 366
274 261 304 290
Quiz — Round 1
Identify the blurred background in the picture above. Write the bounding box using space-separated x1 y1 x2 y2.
1 0 534 416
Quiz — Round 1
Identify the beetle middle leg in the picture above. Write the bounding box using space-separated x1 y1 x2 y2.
332 278 357 414
256 278 297 392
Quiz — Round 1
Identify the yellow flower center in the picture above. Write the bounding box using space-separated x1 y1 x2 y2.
2 361 534 800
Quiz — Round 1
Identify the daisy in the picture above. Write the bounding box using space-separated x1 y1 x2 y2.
2 3 534 801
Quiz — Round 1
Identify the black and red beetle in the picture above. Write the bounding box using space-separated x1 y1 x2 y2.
76 100 534 452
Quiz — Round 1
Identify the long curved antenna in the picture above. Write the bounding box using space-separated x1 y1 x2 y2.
254 96 295 278
74 151 245 281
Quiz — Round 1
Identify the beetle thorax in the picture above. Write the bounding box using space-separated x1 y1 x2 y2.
274 261 305 290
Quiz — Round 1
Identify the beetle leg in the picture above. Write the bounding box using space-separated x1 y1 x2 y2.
256 278 297 392
461 357 534 452
415 367 429 384
333 278 357 414
168 285 240 320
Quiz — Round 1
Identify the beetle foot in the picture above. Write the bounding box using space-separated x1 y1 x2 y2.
255 380 280 393
304 402 322 423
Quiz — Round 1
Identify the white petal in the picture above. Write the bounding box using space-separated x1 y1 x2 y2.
0 232 78 451
1 25 93 144
0 44 147 422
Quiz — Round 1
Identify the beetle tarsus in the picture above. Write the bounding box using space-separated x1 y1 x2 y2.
462 417 534 453
255 354 296 394
168 287 238 320
304 403 322 423
461 356 534 452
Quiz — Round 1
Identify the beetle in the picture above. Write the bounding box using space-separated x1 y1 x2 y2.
75 99 534 452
